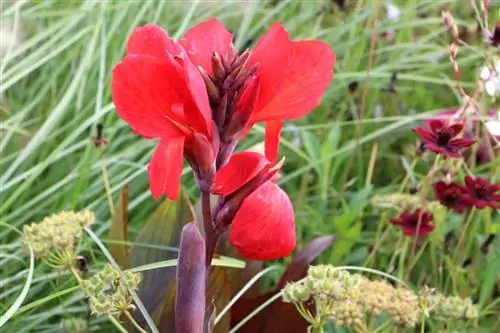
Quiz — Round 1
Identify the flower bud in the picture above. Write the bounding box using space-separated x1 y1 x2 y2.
175 222 206 333
211 52 226 82
198 66 220 102
225 75 260 138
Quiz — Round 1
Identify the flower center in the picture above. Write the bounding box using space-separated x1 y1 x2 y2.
444 188 460 201
473 184 487 199
437 130 451 146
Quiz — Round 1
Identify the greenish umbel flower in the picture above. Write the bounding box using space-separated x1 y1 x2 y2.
22 211 94 267
420 287 479 320
282 265 479 332
81 264 141 316
61 317 88 333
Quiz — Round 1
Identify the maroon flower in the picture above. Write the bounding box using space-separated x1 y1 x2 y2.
462 176 500 209
423 109 499 164
433 181 470 213
390 209 435 237
413 119 475 158
487 22 500 47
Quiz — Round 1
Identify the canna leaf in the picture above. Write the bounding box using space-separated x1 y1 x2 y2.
108 185 130 268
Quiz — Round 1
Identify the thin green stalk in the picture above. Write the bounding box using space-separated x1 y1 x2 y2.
100 157 115 216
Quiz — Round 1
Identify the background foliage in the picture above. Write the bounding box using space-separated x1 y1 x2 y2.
1 0 498 332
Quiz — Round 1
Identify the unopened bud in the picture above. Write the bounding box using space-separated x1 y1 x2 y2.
231 49 251 72
198 66 220 102
441 10 459 40
211 52 226 81
449 43 458 60
226 75 259 138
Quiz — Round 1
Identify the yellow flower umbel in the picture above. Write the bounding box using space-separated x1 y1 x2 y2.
82 263 141 317
22 211 94 268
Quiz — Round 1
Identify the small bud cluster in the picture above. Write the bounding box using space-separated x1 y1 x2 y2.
81 263 141 316
371 193 423 211
371 193 443 212
420 287 478 320
22 211 94 259
61 317 88 333
282 265 478 331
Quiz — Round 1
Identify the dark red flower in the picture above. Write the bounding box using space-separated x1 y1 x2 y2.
433 181 470 213
112 25 218 200
487 22 500 47
413 119 475 158
423 109 499 164
212 152 295 260
462 176 500 209
390 209 435 237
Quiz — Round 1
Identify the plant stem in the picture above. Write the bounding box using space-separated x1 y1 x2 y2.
201 189 218 269
124 310 149 333
311 325 325 333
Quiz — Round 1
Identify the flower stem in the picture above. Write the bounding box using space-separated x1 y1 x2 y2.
201 189 218 268
124 310 149 333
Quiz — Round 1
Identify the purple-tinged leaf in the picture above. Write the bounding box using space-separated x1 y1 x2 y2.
277 235 335 289
130 187 195 330
108 185 130 268
176 222 206 333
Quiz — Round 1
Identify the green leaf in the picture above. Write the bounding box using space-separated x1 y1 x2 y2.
329 221 362 265
108 185 130 268
478 243 500 307
300 130 321 174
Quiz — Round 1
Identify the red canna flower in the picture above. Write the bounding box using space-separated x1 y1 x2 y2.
413 119 475 158
178 19 335 164
112 25 218 200
433 181 470 213
212 151 296 260
462 176 500 209
390 209 435 237
423 109 499 164
112 19 335 199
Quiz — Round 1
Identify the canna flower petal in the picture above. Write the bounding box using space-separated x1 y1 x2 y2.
264 120 283 164
247 23 290 114
126 24 183 58
212 152 270 196
180 18 234 75
229 181 296 260
249 24 335 122
148 135 185 200
112 55 211 138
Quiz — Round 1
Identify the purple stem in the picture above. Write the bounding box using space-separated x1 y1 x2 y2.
201 189 218 268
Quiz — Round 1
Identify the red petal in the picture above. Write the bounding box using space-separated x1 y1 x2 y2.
212 152 270 196
447 123 464 137
251 39 335 122
148 135 185 200
229 181 296 260
126 24 183 58
413 127 434 143
180 18 234 74
247 23 291 114
464 176 475 189
264 120 283 165
429 119 445 132
112 55 210 138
